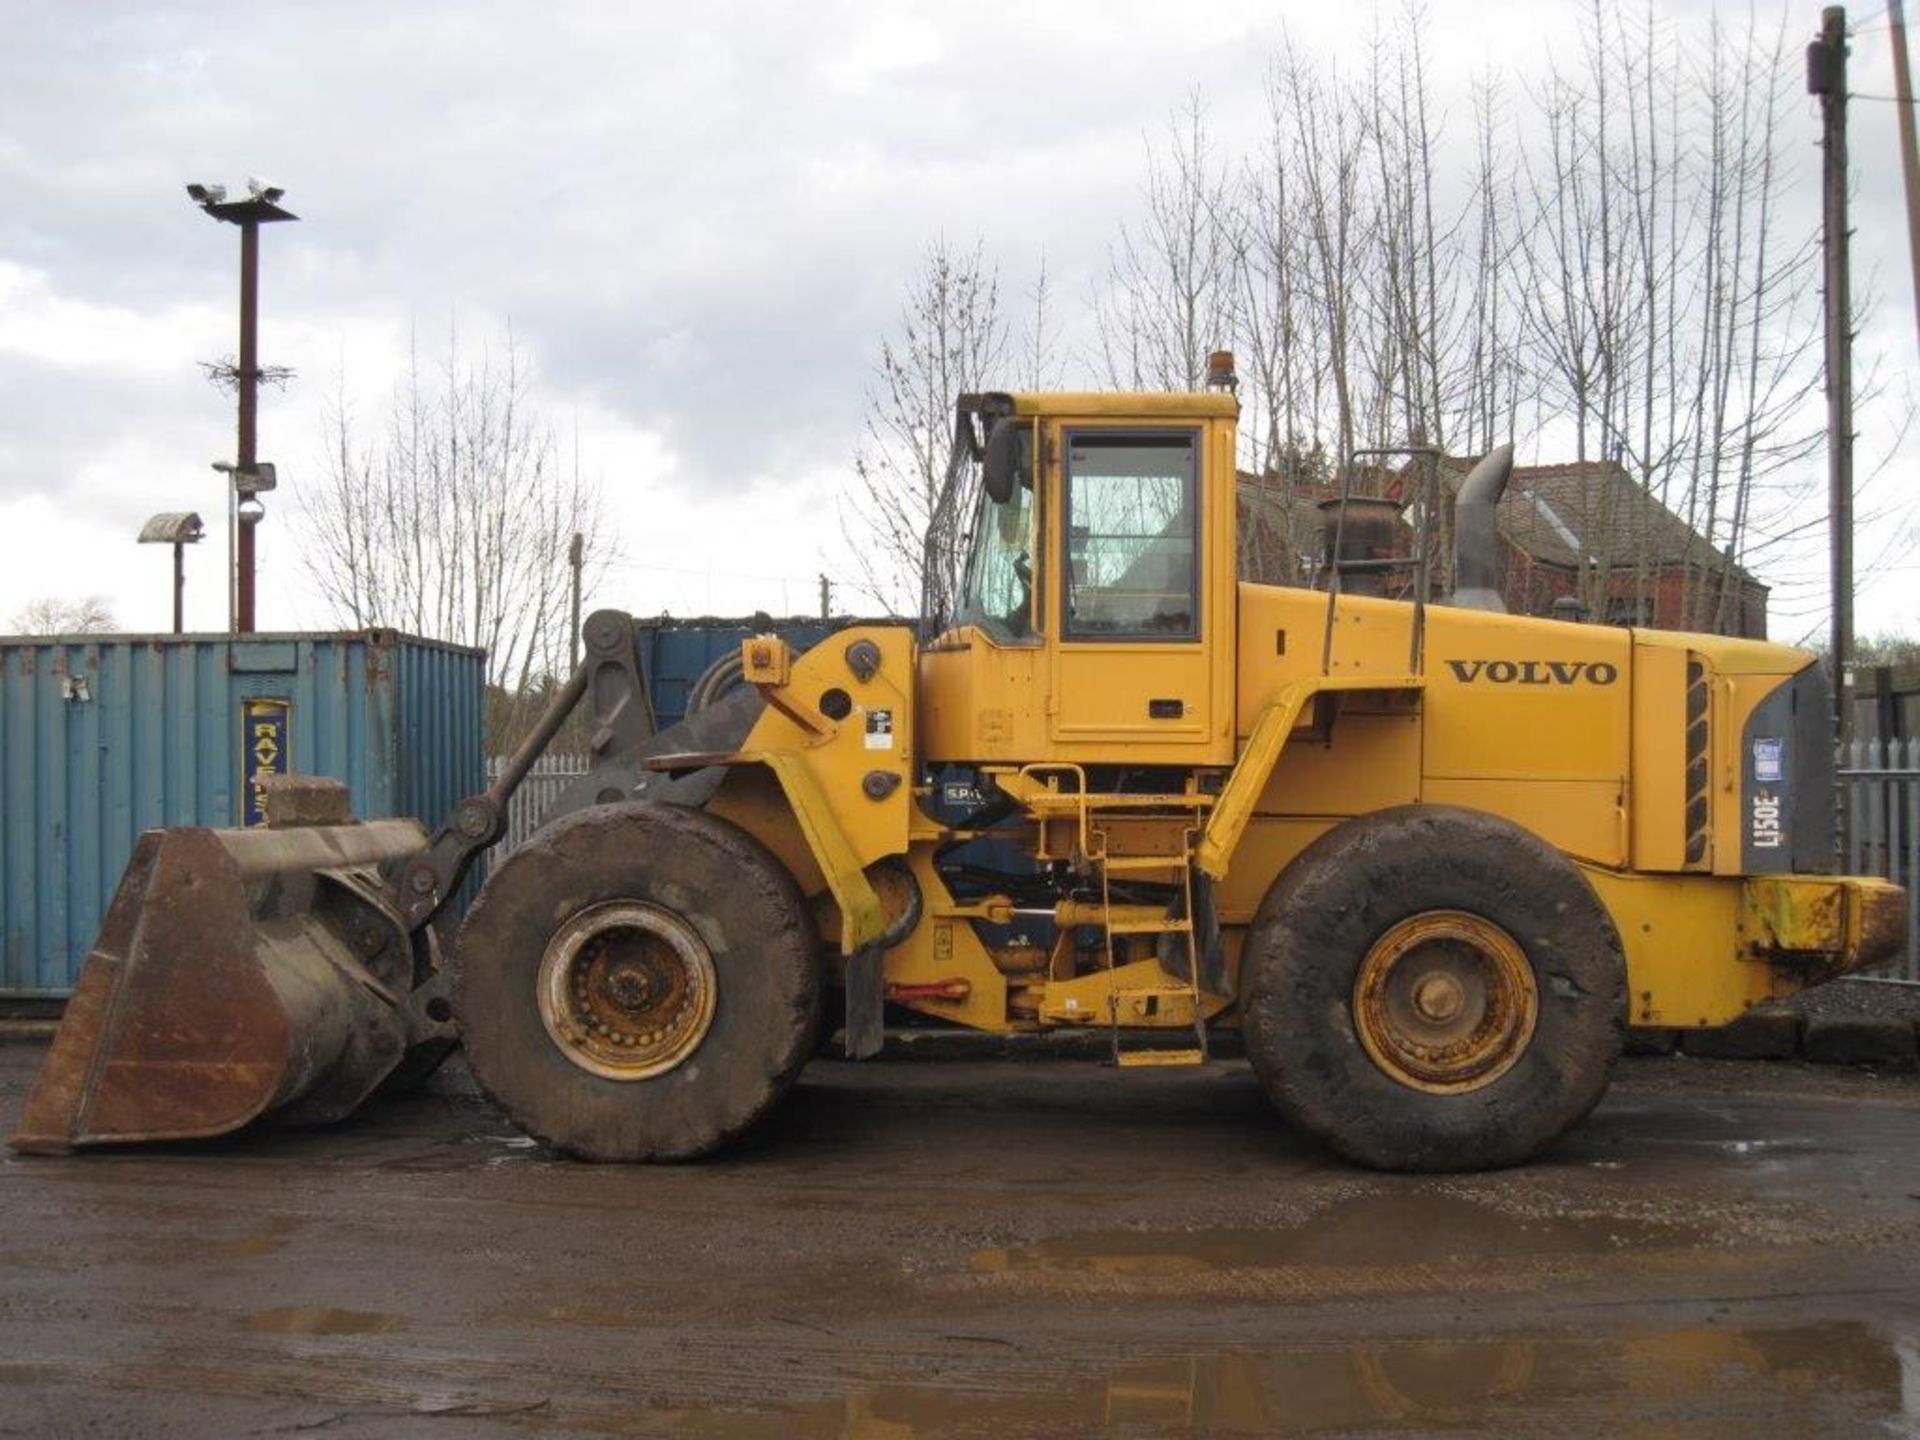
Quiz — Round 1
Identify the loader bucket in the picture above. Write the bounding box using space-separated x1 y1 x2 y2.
11 817 432 1154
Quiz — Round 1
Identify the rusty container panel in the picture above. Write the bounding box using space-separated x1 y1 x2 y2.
0 630 484 998
1316 496 1411 598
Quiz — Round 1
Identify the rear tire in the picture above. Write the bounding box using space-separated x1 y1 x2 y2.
1241 805 1624 1172
452 803 820 1160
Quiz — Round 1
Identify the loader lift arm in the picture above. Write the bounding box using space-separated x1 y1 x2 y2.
392 607 657 934
393 665 590 933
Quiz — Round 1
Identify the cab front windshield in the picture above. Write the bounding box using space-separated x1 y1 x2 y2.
955 427 1035 639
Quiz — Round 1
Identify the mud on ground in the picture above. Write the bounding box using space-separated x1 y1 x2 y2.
1 1046 1917 1438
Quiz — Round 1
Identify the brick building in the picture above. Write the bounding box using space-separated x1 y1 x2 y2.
1237 455 1769 639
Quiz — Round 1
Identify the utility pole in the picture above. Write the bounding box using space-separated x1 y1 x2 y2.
1893 0 1920 359
1809 7 1854 845
818 573 831 621
569 532 585 670
188 180 296 634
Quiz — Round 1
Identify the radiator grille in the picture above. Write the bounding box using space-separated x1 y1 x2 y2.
1684 657 1711 866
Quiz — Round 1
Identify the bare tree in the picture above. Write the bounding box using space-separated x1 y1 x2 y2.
1459 74 1526 460
1505 2 1823 630
9 595 116 635
843 237 1008 615
1093 95 1240 394
1271 42 1374 473
1020 251 1063 392
299 323 608 746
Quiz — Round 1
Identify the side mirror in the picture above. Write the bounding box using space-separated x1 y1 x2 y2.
982 419 1023 504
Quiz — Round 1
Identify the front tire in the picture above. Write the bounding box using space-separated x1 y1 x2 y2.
1241 805 1625 1172
452 802 820 1160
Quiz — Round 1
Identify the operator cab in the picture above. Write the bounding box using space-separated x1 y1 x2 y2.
920 389 1238 767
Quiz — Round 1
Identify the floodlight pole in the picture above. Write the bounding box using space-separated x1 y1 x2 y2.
172 540 188 634
236 216 260 634
189 185 296 634
568 532 585 671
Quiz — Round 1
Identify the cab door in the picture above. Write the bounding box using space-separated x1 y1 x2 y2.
1047 425 1222 761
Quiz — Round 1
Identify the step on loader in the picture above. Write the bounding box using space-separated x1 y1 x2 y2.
13 360 1907 1170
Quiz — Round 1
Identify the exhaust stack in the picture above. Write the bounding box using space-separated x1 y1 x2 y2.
1450 444 1514 612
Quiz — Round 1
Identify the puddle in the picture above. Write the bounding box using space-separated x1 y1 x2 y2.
242 1306 405 1336
376 1132 547 1174
653 1321 1914 1438
971 1194 1705 1279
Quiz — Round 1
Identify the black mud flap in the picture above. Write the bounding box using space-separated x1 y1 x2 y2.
843 946 885 1059
1194 871 1229 998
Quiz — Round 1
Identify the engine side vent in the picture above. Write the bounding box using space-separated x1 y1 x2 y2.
1684 657 1711 866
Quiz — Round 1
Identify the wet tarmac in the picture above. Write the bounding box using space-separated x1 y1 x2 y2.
1 1044 1917 1437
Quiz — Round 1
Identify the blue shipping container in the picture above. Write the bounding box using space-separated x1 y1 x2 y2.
0 629 486 998
635 616 861 729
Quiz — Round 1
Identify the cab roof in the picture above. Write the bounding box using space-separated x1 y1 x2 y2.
1004 391 1239 420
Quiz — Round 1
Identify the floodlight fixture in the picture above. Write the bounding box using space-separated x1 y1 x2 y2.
186 180 295 226
236 461 277 495
138 510 206 633
137 511 206 546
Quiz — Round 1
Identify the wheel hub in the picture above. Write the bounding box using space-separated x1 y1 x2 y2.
1412 973 1464 1024
605 966 654 1009
1352 910 1538 1094
536 902 717 1081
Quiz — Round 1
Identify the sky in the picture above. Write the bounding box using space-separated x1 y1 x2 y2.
1 0 1915 640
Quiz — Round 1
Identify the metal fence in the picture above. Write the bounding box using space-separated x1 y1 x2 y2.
487 754 589 855
1842 739 1920 981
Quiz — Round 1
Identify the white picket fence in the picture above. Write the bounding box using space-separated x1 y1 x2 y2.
1841 739 1920 981
486 754 589 854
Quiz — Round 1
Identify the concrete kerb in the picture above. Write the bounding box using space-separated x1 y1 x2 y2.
1673 977 1920 1072
1801 1015 1920 1068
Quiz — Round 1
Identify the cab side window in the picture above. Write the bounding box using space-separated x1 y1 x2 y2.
1063 432 1200 640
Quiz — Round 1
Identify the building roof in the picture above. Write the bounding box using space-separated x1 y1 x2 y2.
1234 455 1763 591
1432 456 1755 582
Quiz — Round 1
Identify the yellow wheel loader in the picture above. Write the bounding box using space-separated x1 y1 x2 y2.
13 365 1906 1171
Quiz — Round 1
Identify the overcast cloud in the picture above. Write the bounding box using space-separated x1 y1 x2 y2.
2 0 1914 636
